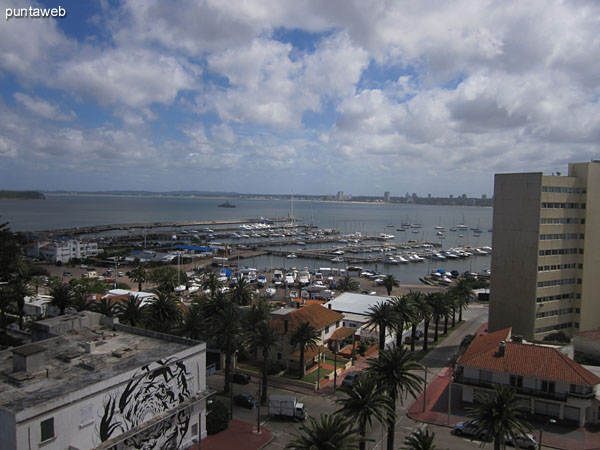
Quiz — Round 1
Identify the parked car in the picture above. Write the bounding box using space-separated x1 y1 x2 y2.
341 371 360 388
232 372 250 384
234 393 257 409
453 419 491 441
505 433 537 450
62 271 72 277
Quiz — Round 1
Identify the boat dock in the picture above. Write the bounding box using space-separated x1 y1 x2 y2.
33 217 296 237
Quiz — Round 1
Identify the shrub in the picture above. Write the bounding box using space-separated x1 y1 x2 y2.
543 331 571 343
206 399 230 435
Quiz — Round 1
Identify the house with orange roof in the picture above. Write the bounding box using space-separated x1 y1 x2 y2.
455 328 600 426
270 303 347 374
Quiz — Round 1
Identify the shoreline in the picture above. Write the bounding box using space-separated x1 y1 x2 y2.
42 192 492 208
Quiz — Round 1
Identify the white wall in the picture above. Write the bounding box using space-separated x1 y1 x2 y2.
12 345 206 450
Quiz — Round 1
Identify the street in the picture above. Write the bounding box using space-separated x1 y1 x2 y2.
208 303 492 449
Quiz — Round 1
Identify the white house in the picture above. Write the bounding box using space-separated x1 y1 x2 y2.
0 312 209 449
455 328 600 427
32 239 102 263
323 292 397 344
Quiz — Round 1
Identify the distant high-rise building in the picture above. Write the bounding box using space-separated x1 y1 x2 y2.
384 191 391 202
489 161 600 340
337 191 344 201
482 194 487 199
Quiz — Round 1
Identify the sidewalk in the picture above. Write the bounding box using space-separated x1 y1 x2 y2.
190 419 272 450
407 323 600 450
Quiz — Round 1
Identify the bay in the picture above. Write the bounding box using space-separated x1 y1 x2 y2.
0 194 492 283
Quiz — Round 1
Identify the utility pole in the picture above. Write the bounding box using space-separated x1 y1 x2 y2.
423 365 428 412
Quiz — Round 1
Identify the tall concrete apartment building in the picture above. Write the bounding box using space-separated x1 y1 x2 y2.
489 161 600 340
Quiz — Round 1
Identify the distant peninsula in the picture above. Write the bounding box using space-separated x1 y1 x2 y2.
0 190 45 200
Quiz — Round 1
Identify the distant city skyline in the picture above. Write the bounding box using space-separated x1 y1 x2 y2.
1 1 599 196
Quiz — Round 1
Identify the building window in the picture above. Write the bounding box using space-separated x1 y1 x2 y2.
325 325 330 334
510 375 523 388
541 380 555 393
41 418 54 442
479 370 492 383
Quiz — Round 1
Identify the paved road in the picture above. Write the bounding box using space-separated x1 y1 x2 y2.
208 303 490 450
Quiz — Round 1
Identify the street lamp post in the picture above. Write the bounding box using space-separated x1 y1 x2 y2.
423 365 428 412
539 418 556 450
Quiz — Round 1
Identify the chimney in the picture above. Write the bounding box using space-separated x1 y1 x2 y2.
498 341 506 357
12 344 46 373
84 341 96 353
512 335 523 344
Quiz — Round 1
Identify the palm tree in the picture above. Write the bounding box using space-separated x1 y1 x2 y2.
201 272 223 297
129 265 148 292
367 346 424 450
337 275 359 292
10 277 32 329
71 285 93 312
382 274 399 296
247 320 278 404
116 295 147 327
229 277 253 306
442 290 455 334
448 278 473 322
467 385 532 450
49 282 73 315
286 413 362 450
336 373 393 450
402 428 437 450
405 291 426 352
366 301 396 351
150 266 181 294
390 295 415 347
421 294 434 351
146 291 182 333
289 322 319 379
92 297 117 317
209 299 244 394
0 284 14 328
427 292 448 343
177 301 203 340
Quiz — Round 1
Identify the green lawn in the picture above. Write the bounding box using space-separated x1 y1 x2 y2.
302 366 333 383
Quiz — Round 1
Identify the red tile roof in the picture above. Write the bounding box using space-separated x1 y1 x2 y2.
271 303 343 335
458 328 600 386
327 327 356 342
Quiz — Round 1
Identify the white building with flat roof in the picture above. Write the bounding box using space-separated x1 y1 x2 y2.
324 293 395 343
0 312 209 450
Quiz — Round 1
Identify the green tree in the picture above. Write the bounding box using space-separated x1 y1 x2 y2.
92 297 117 317
10 277 33 329
208 297 244 394
467 385 532 450
129 265 148 292
0 284 15 328
402 428 437 450
391 295 415 347
405 291 426 352
146 291 182 333
427 292 449 343
367 346 424 450
49 282 73 315
201 272 223 297
382 274 399 296
247 320 278 404
116 295 147 327
0 220 21 282
420 294 434 351
150 266 183 293
178 301 204 340
286 413 362 450
337 275 359 292
366 301 396 351
71 287 94 312
289 322 319 379
229 277 253 306
336 373 393 450
448 278 473 322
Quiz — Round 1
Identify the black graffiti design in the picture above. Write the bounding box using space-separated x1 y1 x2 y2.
98 358 192 449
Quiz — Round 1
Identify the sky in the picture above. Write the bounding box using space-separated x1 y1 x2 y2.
0 0 599 197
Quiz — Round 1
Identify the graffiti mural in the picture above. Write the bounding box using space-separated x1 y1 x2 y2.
97 358 193 449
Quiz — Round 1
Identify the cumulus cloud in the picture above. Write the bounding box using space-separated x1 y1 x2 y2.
14 93 75 121
2 0 600 194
